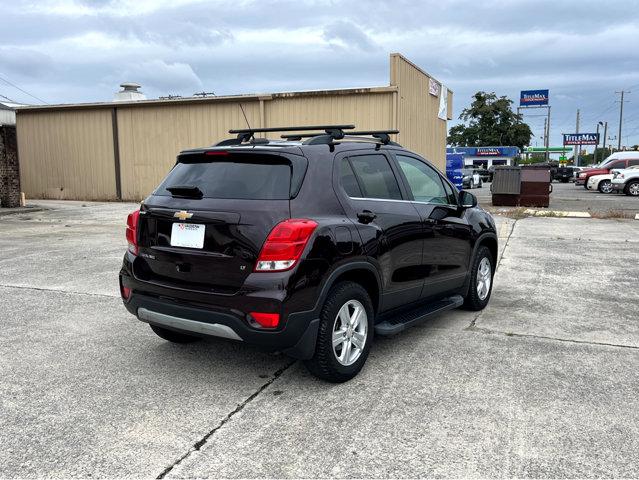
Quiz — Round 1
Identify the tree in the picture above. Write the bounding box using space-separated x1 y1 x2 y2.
448 91 533 150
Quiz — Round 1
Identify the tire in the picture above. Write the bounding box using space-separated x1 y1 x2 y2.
304 282 374 383
598 180 613 194
149 324 201 343
463 246 494 311
469 179 474 189
625 180 639 196
478 180 483 188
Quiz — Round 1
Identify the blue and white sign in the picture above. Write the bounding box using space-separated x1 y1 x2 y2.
520 89 549 107
446 153 464 190
447 146 520 157
563 133 599 146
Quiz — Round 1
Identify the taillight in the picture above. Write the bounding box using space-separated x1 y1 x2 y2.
121 285 132 300
255 219 318 272
249 312 280 328
126 210 140 255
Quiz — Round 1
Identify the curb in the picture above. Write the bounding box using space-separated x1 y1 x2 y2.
523 209 591 218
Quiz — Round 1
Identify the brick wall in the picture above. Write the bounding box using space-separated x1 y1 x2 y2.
0 125 21 208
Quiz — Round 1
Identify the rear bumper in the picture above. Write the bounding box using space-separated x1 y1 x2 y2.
123 289 319 359
121 288 319 358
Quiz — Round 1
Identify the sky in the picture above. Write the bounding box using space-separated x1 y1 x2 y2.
1 0 639 149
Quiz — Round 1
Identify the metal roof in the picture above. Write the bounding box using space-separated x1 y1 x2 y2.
16 86 397 113
0 102 27 110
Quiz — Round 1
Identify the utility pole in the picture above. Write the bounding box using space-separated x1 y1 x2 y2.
545 106 551 163
595 123 600 164
615 90 630 150
543 117 547 158
602 121 608 158
574 109 580 166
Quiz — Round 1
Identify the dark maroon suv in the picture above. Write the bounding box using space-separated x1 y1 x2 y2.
119 125 497 382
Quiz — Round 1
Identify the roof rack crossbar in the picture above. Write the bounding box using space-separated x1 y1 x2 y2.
220 124 355 145
229 124 355 134
282 129 400 146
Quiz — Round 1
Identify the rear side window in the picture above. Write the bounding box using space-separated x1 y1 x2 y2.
347 154 402 200
155 154 294 200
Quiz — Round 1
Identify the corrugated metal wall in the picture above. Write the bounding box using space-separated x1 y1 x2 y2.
16 54 452 201
265 91 395 134
17 109 117 200
0 109 16 126
116 101 261 200
390 53 453 171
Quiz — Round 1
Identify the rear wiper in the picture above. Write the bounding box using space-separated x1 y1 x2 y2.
166 185 204 199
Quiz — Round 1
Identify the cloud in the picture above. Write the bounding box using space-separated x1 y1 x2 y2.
119 60 203 96
323 20 376 51
0 0 637 145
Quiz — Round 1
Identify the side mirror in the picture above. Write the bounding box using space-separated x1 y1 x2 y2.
459 190 477 208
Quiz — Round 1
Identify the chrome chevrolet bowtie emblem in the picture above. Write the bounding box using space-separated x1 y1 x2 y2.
173 210 193 221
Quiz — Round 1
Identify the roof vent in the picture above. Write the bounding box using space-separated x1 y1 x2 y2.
113 83 146 102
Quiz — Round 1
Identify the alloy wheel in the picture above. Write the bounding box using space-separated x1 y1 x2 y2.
332 300 368 366
629 183 639 196
476 257 492 301
600 181 613 194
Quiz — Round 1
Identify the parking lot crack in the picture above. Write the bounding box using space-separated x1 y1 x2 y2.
156 360 295 479
0 283 118 299
469 326 639 350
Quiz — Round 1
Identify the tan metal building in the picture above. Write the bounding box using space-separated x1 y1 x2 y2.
16 53 453 201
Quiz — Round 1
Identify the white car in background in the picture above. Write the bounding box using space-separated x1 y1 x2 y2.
586 173 615 193
587 166 639 193
611 165 639 196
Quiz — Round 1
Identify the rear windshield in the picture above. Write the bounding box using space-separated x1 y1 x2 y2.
155 153 299 200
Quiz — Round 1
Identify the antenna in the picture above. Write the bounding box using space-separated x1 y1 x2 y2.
238 103 251 130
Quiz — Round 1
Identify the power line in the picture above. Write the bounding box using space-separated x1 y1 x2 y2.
0 74 48 104
0 93 18 103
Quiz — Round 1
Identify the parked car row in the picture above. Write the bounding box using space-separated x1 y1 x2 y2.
588 166 639 195
577 152 639 196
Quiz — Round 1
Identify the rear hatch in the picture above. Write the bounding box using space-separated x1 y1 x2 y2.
134 149 307 293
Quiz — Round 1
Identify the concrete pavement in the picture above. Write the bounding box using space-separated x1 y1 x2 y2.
0 200 637 478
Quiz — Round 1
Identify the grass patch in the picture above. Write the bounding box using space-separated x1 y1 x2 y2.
590 210 635 219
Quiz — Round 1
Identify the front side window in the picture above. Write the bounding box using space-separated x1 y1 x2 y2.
347 154 402 200
628 159 639 167
396 155 448 204
441 178 459 205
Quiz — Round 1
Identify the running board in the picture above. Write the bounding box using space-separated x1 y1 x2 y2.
374 295 464 336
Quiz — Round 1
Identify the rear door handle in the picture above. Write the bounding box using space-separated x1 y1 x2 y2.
357 210 377 224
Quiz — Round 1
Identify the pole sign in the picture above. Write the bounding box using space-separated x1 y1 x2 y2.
520 89 549 107
563 133 599 146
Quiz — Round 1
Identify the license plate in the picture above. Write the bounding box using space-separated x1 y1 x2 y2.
170 223 205 249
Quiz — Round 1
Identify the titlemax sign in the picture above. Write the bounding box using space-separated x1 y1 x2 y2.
520 89 549 107
563 133 599 146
